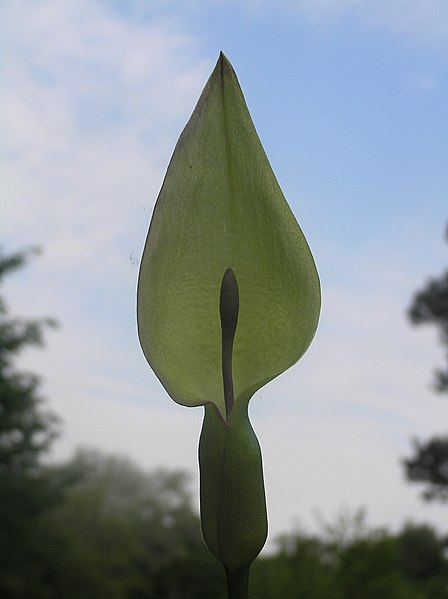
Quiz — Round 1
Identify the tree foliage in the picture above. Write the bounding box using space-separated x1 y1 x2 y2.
404 437 448 502
42 449 225 599
0 247 62 597
0 246 58 473
404 227 448 501
408 227 448 393
251 516 448 599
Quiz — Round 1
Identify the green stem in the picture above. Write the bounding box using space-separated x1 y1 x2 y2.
226 566 250 599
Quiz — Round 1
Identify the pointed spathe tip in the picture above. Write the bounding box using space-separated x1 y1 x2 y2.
217 51 232 69
219 50 230 60
214 51 237 84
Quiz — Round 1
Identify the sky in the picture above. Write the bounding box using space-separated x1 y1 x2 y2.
2 0 448 549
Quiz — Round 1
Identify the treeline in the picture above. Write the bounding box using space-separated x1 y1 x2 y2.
253 515 448 599
2 449 448 598
1 449 227 598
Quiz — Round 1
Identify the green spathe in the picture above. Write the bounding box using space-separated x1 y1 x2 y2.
138 52 321 596
137 53 321 421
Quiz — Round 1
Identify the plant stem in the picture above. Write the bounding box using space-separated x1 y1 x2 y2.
225 566 250 599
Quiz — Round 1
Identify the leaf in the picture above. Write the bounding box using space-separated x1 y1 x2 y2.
137 52 320 420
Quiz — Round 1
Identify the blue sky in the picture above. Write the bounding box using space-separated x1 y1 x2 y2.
2 0 448 546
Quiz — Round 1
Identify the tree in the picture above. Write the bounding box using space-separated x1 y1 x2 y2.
42 449 226 599
404 437 448 502
408 226 448 393
404 227 448 501
398 523 447 581
251 531 338 599
0 246 58 472
250 516 448 599
0 246 61 597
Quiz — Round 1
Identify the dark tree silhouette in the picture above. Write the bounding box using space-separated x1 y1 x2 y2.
404 437 448 502
404 227 448 502
0 247 58 473
408 226 448 393
0 246 61 597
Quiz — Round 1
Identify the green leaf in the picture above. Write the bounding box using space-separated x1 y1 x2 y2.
137 52 320 420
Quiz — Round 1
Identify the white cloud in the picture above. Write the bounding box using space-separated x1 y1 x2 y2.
3 0 208 263
362 0 448 39
410 72 437 92
231 0 448 42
